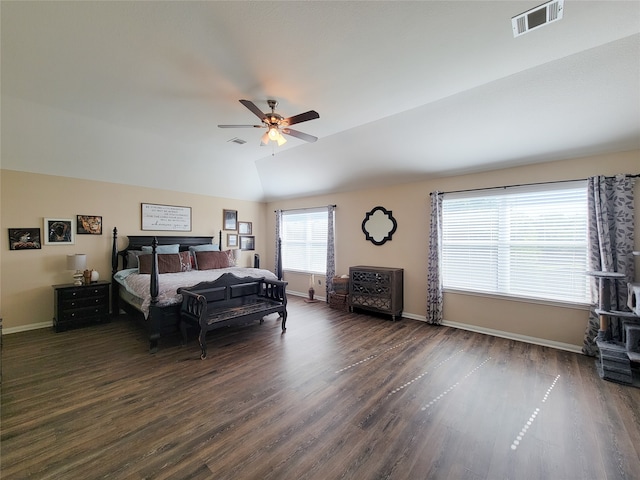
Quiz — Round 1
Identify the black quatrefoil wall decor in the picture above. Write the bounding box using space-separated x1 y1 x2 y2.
362 206 397 246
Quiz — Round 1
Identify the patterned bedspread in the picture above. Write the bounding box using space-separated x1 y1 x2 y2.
113 267 277 318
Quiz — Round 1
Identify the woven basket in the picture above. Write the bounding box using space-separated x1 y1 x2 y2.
332 277 349 295
329 293 349 311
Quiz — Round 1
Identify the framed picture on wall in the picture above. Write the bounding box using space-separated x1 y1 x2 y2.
8 228 41 250
238 221 252 235
223 209 237 231
227 234 238 247
77 215 103 235
239 235 255 251
44 218 74 245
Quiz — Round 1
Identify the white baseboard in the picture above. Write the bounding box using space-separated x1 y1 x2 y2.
403 312 582 354
3 321 53 335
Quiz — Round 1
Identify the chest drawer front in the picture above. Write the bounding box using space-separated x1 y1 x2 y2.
62 295 107 310
58 285 108 301
60 304 109 322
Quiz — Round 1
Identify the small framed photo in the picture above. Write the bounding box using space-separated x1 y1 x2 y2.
238 221 252 235
8 228 41 250
239 235 255 251
77 215 103 235
223 209 238 231
44 218 74 245
227 233 238 247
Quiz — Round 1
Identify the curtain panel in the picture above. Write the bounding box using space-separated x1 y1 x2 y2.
427 192 444 325
582 175 636 356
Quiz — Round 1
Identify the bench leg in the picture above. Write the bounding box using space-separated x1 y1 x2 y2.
281 310 287 331
179 320 189 346
198 328 207 360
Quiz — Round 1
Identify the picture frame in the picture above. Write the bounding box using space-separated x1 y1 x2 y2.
8 228 41 250
227 233 238 247
238 221 252 235
141 203 191 231
77 215 103 235
223 209 238 231
44 218 74 245
239 235 255 251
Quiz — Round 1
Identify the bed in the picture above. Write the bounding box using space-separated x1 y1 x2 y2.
110 227 281 352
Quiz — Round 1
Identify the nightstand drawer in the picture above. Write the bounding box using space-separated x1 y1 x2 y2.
60 304 109 322
58 284 108 301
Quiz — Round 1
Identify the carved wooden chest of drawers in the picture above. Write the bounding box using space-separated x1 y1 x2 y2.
349 266 403 320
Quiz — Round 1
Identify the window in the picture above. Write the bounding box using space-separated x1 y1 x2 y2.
442 181 589 304
281 209 328 274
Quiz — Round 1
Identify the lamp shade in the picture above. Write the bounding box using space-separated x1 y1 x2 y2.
67 254 87 271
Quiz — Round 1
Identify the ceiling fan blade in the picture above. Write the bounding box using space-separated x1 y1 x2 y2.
283 110 320 127
218 124 263 128
239 99 267 122
282 128 318 143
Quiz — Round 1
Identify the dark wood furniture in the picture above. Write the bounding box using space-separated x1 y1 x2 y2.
178 273 288 359
349 266 403 321
53 281 110 332
111 228 218 353
110 228 284 353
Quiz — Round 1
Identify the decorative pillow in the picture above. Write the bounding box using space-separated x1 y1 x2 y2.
188 244 219 253
178 251 192 272
225 249 237 267
141 244 180 254
126 250 145 269
195 250 231 270
138 253 183 274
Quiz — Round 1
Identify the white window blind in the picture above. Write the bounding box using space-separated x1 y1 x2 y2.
281 209 327 274
442 181 589 304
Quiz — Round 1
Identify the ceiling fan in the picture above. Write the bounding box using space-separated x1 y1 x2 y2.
218 99 319 146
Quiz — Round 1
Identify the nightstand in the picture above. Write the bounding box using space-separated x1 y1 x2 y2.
52 281 110 332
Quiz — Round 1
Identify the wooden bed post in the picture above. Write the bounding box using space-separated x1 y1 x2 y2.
111 227 119 315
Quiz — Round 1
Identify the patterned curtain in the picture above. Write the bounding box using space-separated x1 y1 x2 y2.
582 175 636 356
274 210 282 280
326 205 336 301
427 192 443 325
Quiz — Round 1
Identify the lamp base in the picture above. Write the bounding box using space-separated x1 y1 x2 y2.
72 271 83 286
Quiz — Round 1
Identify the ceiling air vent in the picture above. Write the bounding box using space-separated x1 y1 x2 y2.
512 0 564 37
227 137 247 145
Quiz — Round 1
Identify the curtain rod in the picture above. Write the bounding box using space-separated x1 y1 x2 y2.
429 174 640 196
275 204 336 212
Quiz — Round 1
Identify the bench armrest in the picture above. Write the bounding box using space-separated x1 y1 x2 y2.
178 287 208 320
261 278 288 304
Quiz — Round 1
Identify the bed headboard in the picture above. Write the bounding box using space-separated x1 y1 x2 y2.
111 227 222 273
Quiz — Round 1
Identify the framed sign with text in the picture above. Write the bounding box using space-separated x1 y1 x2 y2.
141 203 192 231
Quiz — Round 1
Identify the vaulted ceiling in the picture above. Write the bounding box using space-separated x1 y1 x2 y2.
2 1 639 202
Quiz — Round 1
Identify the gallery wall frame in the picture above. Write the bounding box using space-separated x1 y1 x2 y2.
223 209 238 231
141 203 191 231
44 218 74 245
8 228 41 250
77 215 103 235
238 221 252 235
227 234 238 247
239 235 255 251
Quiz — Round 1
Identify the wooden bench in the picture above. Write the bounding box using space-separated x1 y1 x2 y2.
177 273 288 359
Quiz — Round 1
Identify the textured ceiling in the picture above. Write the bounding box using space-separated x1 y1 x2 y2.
2 1 639 202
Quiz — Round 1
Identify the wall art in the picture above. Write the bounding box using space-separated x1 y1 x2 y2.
44 218 74 245
141 203 191 231
8 228 41 250
77 215 103 235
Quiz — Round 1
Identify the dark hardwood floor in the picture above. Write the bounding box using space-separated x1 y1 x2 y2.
2 296 639 480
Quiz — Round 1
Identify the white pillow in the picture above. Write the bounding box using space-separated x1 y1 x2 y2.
141 244 180 254
188 244 219 253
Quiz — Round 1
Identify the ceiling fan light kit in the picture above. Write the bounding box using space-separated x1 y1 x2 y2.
219 99 319 146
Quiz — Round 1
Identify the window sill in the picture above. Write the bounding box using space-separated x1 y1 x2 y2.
443 288 590 310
